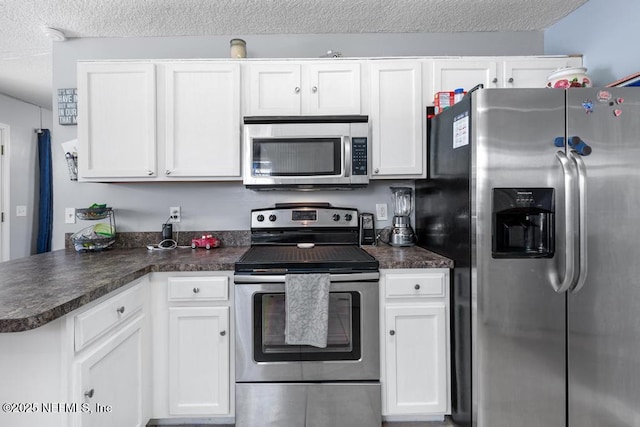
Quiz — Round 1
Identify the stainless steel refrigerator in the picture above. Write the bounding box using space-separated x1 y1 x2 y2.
416 87 640 427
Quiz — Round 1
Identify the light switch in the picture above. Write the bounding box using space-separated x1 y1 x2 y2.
65 208 76 224
16 205 27 217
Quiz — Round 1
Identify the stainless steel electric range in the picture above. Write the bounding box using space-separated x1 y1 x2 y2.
234 203 381 427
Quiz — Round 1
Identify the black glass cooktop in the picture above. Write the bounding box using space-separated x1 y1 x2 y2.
235 245 379 274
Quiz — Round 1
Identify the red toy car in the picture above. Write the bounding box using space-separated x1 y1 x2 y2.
191 234 220 250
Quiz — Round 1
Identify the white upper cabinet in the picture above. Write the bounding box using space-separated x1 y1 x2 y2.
77 61 241 182
163 62 241 178
369 59 425 178
78 62 157 179
245 61 361 116
501 56 583 88
432 59 499 94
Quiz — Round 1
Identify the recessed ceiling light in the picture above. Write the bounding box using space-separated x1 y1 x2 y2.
42 26 66 42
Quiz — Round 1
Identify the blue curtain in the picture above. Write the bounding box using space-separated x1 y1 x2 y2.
37 129 53 253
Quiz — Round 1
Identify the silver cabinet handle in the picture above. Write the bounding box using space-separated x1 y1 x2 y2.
294 87 300 93
389 330 395 336
84 389 94 398
549 151 579 293
374 168 379 174
312 86 318 93
116 306 125 314
569 150 588 294
220 330 226 336
414 284 421 290
492 77 498 84
148 170 154 176
193 287 200 294
508 77 514 83
165 170 172 175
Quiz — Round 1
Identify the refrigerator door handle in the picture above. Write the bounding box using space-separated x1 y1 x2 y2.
569 150 588 293
550 150 579 293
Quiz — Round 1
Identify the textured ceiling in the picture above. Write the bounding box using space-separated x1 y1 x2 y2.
1 0 588 109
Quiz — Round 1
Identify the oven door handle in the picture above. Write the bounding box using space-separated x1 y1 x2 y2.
234 272 380 283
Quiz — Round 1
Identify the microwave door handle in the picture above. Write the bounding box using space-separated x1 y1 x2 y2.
549 150 579 293
344 136 351 177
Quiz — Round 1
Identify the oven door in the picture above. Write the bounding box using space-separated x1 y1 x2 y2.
235 278 379 382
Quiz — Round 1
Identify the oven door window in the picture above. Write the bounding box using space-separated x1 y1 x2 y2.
253 292 361 362
251 138 342 177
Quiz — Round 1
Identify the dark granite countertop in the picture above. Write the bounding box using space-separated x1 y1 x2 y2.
0 244 451 333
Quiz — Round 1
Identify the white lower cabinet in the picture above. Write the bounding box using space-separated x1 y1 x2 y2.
76 316 145 427
150 273 233 421
168 306 229 415
381 269 450 421
69 278 151 427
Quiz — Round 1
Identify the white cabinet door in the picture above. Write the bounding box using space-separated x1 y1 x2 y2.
369 60 424 178
246 63 302 116
168 306 230 415
384 304 447 415
77 316 145 427
78 62 157 179
305 62 361 115
432 59 499 94
246 61 361 116
163 62 241 178
502 56 583 88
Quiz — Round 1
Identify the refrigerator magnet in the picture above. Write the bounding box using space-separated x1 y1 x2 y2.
582 100 594 113
614 109 623 117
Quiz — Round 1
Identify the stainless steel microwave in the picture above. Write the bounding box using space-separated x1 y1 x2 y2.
243 116 369 190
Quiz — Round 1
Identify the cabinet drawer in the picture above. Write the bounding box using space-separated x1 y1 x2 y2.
385 272 446 298
168 276 228 302
75 283 144 351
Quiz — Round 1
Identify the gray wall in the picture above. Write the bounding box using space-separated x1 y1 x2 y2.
544 0 637 85
51 32 544 251
0 94 53 259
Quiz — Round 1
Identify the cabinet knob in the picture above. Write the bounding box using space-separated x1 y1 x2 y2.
193 287 200 294
389 330 395 336
220 330 226 336
148 170 154 176
84 389 94 399
508 77 514 83
492 77 498 84
414 284 421 290
116 306 125 314
374 168 379 174
294 86 301 93
312 86 318 93
165 170 172 175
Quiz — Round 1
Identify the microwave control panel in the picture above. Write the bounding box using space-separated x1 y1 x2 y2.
351 137 368 176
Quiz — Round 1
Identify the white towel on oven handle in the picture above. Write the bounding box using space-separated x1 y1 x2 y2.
285 273 330 348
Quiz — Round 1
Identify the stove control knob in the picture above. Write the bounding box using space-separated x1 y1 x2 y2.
269 214 277 222
344 213 352 222
256 214 265 222
332 214 341 222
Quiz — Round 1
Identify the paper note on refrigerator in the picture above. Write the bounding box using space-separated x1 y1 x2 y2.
453 112 469 149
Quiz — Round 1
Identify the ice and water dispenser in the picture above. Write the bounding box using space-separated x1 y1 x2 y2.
492 188 555 258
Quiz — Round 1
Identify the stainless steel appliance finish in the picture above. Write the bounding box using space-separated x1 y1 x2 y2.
236 382 381 427
243 116 369 190
416 88 640 427
234 203 381 427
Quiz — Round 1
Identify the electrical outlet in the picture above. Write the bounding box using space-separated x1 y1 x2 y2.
169 206 181 223
65 207 76 224
375 203 388 221
16 205 27 217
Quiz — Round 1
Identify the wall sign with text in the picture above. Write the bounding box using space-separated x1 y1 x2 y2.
58 88 78 125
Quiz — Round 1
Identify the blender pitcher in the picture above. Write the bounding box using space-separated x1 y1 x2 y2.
389 187 416 246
